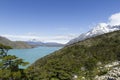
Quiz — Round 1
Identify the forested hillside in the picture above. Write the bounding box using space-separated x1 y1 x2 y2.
27 30 120 80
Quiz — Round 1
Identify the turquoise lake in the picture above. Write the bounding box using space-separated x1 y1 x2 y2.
8 47 62 68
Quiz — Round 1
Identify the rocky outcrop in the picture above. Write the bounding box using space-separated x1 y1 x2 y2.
95 61 120 80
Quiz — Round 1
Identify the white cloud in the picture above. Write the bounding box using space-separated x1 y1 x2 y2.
1 34 78 44
2 34 39 41
93 12 120 28
108 12 120 26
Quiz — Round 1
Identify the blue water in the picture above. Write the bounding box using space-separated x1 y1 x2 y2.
8 47 62 68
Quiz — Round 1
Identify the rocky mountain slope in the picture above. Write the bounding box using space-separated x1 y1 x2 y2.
67 24 120 45
26 30 120 80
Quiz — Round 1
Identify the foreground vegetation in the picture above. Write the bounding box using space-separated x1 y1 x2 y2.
0 44 34 80
27 30 120 80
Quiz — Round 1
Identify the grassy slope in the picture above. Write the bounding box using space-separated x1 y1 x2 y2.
28 30 120 80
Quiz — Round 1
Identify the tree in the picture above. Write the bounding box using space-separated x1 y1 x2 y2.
0 44 29 80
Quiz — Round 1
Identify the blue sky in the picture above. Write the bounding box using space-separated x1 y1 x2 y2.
0 0 120 43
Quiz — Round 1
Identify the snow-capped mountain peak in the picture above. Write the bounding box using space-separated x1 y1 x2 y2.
92 23 109 33
67 24 120 45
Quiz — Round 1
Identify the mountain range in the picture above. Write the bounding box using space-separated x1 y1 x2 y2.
0 36 64 48
67 23 120 45
25 41 64 47
1 24 120 48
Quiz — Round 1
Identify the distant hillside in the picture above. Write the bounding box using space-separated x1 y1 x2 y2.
25 41 65 47
0 36 33 49
27 30 120 80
